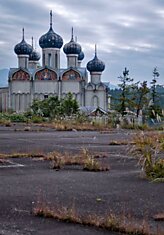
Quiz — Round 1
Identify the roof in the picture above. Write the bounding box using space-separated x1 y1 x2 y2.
79 106 108 116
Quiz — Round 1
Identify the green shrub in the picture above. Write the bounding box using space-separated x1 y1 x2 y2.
31 116 45 123
10 113 27 122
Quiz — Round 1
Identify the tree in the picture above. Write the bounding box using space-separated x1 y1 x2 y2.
133 81 150 117
61 93 79 116
118 67 133 116
31 96 61 118
149 67 162 118
30 99 42 116
151 67 159 104
31 93 79 118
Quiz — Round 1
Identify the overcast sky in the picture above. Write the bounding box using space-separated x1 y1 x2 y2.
0 0 164 85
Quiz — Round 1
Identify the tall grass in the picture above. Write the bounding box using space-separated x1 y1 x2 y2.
130 132 164 180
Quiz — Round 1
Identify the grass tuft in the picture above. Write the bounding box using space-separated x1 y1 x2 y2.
45 148 110 172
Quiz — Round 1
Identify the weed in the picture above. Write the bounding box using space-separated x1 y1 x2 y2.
130 132 164 180
0 152 45 159
45 149 110 172
0 118 11 126
33 202 160 235
83 156 109 172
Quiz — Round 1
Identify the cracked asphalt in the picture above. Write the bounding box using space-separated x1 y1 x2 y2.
0 124 163 235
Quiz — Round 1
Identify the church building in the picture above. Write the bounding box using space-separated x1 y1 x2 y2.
4 11 109 113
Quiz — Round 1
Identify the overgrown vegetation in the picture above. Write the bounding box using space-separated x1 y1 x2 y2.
0 93 80 125
0 152 45 159
45 148 109 172
0 112 28 124
31 93 79 119
33 201 161 235
130 132 164 180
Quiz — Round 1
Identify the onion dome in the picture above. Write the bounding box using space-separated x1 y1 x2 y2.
78 51 84 61
29 37 40 61
14 28 32 55
87 45 105 72
39 11 63 49
63 27 81 55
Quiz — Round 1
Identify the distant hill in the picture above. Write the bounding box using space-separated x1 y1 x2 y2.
0 69 9 87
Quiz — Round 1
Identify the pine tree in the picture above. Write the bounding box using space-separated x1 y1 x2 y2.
118 67 133 116
134 81 149 117
149 67 162 118
151 67 159 104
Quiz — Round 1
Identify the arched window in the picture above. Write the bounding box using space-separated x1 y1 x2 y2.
55 53 58 69
43 54 45 66
48 53 51 67
92 96 99 107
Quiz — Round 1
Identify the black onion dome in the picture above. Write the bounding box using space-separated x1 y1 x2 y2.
39 11 63 49
78 51 84 61
29 50 40 61
63 28 81 55
39 28 63 49
14 29 32 55
87 46 105 72
29 37 41 61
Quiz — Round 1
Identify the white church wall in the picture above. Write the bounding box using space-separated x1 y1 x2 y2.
85 90 107 110
34 81 58 94
95 91 107 110
62 81 80 93
12 93 31 112
85 90 94 107
0 88 9 112
11 81 31 94
90 73 101 84
76 93 82 105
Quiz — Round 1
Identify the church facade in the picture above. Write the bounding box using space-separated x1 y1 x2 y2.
7 12 109 113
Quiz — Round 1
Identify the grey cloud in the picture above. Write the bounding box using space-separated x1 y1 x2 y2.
0 0 164 85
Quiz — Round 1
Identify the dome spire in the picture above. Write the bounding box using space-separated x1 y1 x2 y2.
22 28 25 41
31 36 34 49
95 44 97 57
14 28 32 56
39 11 63 49
50 10 52 29
71 27 74 41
